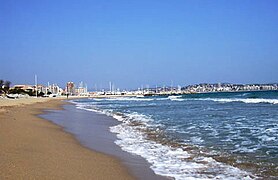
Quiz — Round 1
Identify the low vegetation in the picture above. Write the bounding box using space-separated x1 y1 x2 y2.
0 79 11 95
0 80 43 97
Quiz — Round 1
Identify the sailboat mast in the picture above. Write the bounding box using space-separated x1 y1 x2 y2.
35 75 38 98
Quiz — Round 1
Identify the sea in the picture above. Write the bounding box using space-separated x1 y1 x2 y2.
72 91 278 180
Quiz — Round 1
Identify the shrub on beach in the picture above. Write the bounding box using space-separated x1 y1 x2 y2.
0 79 11 94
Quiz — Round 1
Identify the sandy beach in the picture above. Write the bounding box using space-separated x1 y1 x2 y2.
0 98 134 179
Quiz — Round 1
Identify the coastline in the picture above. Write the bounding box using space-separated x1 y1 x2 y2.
0 98 134 179
41 101 168 180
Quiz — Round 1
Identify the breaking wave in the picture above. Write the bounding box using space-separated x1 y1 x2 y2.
198 98 278 104
74 101 255 180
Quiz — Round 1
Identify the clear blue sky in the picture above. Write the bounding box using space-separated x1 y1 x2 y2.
1 0 278 89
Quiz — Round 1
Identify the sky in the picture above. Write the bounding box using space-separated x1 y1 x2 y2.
1 0 278 89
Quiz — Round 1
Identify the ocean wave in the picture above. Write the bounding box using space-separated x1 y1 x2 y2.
198 98 278 104
92 97 155 101
235 93 251 97
74 102 101 113
109 111 254 180
73 100 256 179
168 95 185 101
258 135 276 142
233 145 260 153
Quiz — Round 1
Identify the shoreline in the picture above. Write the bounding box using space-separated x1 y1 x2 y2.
0 98 134 179
41 101 168 180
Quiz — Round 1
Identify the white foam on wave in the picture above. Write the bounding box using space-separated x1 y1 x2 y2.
190 137 204 144
265 127 278 133
74 102 101 113
168 95 184 101
198 98 278 104
106 97 154 101
80 97 154 102
155 97 169 101
235 93 251 97
233 145 260 153
109 112 255 180
258 134 276 142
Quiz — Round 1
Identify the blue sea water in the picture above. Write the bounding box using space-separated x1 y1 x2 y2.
73 91 278 179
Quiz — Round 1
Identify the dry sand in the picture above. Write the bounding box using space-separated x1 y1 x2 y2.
0 98 134 179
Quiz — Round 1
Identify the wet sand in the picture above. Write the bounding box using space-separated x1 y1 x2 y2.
0 99 134 179
41 103 168 180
